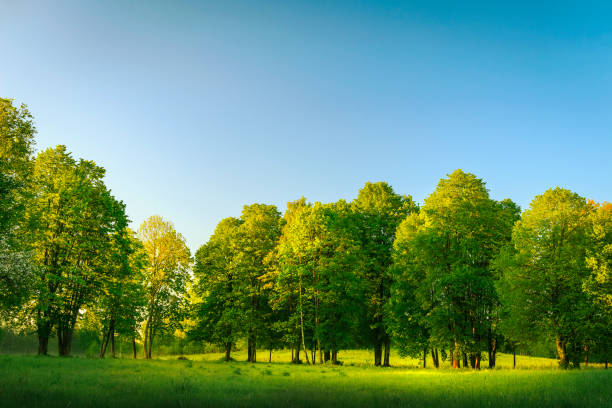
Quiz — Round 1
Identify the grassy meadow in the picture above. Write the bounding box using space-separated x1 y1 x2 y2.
1 351 610 408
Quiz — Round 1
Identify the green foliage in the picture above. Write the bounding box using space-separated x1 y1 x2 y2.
498 188 596 368
352 182 417 364
1 98 609 373
390 170 516 368
138 215 191 359
0 98 37 311
26 145 129 356
275 199 366 363
191 217 244 357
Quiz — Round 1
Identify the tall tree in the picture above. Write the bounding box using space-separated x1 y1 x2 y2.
392 170 515 369
191 217 244 361
138 215 191 359
234 204 282 363
499 188 593 368
26 146 128 355
388 213 433 367
97 229 147 358
275 199 365 365
352 182 416 366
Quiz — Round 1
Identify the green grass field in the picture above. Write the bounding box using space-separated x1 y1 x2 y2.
0 351 610 408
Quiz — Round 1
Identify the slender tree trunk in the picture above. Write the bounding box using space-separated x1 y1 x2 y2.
383 335 391 367
132 337 137 359
100 324 111 358
431 348 439 368
489 337 497 369
513 346 516 369
146 323 155 359
298 278 310 365
423 347 427 368
374 342 382 366
225 342 232 361
109 320 116 358
324 349 330 363
584 345 589 368
332 349 338 365
318 339 323 364
462 352 468 368
475 353 480 370
269 349 272 363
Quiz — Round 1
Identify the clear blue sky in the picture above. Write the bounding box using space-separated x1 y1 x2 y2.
1 0 611 251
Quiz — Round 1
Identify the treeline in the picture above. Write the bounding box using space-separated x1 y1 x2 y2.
1 98 610 369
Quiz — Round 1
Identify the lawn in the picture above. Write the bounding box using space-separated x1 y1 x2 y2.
0 352 609 408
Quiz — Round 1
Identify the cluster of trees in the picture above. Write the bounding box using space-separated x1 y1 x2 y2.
0 98 191 358
191 174 610 369
1 98 610 369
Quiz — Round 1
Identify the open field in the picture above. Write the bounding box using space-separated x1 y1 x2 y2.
0 352 610 408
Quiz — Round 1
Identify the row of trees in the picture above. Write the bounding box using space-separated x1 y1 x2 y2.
1 98 610 368
191 172 610 369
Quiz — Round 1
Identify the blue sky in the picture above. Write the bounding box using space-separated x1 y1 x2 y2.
1 0 611 251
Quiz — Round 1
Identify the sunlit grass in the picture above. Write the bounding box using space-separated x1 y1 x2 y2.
0 352 609 407
160 349 581 370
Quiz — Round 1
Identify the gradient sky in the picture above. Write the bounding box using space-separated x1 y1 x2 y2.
1 0 611 251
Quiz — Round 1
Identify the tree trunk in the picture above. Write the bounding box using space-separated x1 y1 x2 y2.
293 345 301 364
100 324 111 358
374 342 382 366
37 319 51 356
423 347 427 368
462 352 468 369
269 349 272 363
584 345 589 368
452 340 460 368
318 339 323 364
513 347 516 369
38 334 49 356
556 336 569 368
489 337 497 369
298 278 310 365
58 328 73 357
487 329 497 369
132 337 137 359
247 336 257 363
225 342 232 362
332 349 338 365
324 350 330 363
383 335 391 367
146 322 155 359
431 348 439 368
109 320 116 358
